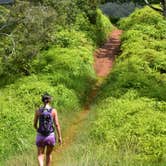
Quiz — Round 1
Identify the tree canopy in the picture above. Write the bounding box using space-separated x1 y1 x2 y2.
100 0 160 4
100 0 166 16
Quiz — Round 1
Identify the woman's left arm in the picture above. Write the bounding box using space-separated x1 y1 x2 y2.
34 110 39 130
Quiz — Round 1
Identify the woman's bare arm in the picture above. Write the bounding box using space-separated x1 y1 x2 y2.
53 109 62 144
34 110 39 130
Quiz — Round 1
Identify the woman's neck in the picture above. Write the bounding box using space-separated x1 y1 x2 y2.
44 103 50 108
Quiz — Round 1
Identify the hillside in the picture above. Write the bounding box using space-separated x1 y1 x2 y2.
55 7 166 166
0 1 114 165
0 2 166 166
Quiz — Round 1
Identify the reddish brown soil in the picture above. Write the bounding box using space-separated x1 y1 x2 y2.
52 29 123 165
94 29 123 77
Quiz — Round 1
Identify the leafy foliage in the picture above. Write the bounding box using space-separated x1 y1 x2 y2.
118 6 165 30
101 0 160 5
0 3 114 164
0 1 112 85
100 2 142 19
0 5 9 26
90 6 166 164
0 1 58 81
96 9 114 44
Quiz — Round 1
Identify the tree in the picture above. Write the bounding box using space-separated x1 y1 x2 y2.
0 0 101 82
0 1 58 76
100 0 166 16
75 0 100 23
144 0 166 16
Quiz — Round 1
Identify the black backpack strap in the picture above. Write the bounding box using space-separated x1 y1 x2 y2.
47 107 53 113
39 107 44 113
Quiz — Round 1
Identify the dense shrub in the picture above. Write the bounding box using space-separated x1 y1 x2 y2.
52 29 94 48
118 7 164 30
96 9 114 45
33 47 94 75
91 94 166 163
0 1 58 83
0 5 9 25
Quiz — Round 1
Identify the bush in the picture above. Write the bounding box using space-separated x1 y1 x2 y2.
90 94 166 163
0 5 9 25
119 6 164 30
53 29 94 48
96 9 114 45
34 47 93 72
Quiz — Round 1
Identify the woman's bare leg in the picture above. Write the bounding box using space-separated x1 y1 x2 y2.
37 146 45 166
46 145 54 166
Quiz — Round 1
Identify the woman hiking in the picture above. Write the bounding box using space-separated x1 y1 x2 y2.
34 93 62 166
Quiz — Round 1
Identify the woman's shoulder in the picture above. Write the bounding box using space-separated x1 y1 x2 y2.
51 108 57 113
37 106 44 111
51 108 58 117
35 106 44 114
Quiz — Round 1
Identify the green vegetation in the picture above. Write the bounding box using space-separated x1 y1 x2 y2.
96 9 114 44
59 7 166 166
0 1 113 164
101 0 160 5
1 1 166 166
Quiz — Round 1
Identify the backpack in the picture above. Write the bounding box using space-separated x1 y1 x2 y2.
37 107 54 136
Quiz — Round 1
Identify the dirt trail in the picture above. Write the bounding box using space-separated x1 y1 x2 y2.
52 29 123 165
94 29 123 77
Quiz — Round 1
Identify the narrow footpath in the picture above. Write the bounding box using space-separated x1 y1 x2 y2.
52 29 123 165
94 29 122 77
